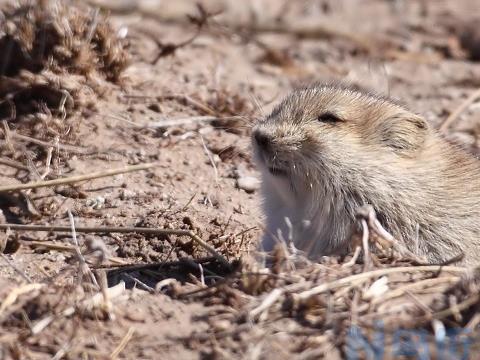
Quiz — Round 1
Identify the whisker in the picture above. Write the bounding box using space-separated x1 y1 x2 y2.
246 84 266 118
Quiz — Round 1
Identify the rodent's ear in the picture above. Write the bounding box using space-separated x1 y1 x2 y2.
380 113 428 155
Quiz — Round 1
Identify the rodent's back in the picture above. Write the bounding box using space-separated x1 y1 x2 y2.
252 84 480 265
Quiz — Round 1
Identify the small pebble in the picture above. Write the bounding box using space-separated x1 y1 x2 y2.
211 320 231 332
120 189 136 200
125 309 146 323
148 103 162 113
236 176 260 193
231 164 247 179
212 154 221 164
86 196 105 209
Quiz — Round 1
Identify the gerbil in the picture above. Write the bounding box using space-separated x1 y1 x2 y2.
252 83 480 266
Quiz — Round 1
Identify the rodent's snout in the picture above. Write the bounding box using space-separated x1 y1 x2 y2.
253 129 272 151
252 127 290 177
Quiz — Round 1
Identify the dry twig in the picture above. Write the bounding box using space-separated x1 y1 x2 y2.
0 157 30 171
0 223 230 268
8 132 91 154
110 327 136 359
296 265 467 302
0 283 43 317
0 162 159 192
31 281 126 335
440 88 480 132
0 254 32 283
144 115 242 128
68 210 98 287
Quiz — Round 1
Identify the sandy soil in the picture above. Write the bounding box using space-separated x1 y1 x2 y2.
1 0 479 359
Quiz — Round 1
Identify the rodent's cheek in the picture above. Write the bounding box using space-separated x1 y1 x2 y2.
300 135 353 168
251 143 266 165
301 135 327 157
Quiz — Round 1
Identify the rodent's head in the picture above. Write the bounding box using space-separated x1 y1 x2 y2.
252 84 429 193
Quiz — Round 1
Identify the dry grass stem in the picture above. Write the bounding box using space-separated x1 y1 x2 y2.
0 253 32 283
122 273 155 293
110 327 136 360
200 134 219 185
31 281 126 335
1 131 63 151
1 223 230 268
440 87 480 132
68 210 98 287
370 276 460 305
250 288 283 321
0 162 159 192
342 246 362 268
145 115 242 128
0 283 44 317
430 294 480 321
296 265 467 301
360 219 371 270
0 157 30 171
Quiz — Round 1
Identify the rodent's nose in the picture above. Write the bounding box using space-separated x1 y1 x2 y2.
254 131 271 150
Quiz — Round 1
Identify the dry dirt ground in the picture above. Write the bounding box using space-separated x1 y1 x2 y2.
1 0 480 359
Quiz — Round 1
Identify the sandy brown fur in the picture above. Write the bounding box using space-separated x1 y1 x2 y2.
252 84 480 266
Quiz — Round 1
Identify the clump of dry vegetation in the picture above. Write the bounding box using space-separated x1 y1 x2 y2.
0 0 128 166
170 207 480 358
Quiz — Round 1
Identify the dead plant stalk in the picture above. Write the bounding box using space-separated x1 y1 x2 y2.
0 162 159 192
0 223 230 268
296 265 467 301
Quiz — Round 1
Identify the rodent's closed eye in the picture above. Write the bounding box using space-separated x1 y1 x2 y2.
317 112 342 124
